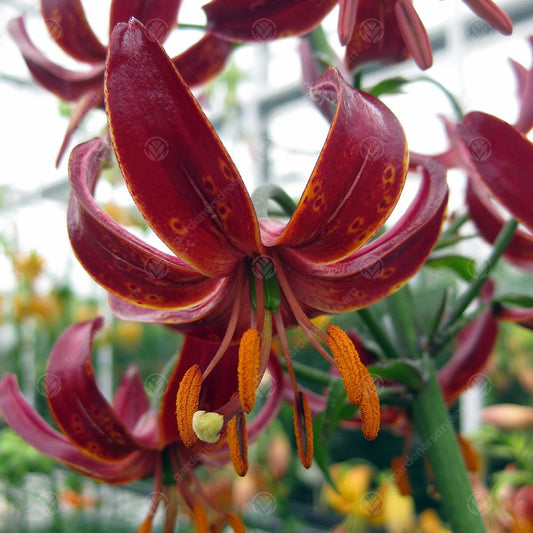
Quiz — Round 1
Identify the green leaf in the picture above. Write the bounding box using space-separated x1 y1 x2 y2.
367 76 409 97
366 360 424 391
494 294 533 308
426 254 477 282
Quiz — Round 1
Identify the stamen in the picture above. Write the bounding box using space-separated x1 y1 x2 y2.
176 365 202 447
359 364 380 441
293 390 314 469
326 324 363 405
192 503 209 532
391 455 412 496
226 513 246 533
227 412 249 476
238 328 261 413
192 410 224 443
138 517 152 533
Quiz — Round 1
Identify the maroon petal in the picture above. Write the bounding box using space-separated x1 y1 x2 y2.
68 137 225 310
56 87 104 166
461 0 512 35
275 67 408 264
395 0 432 70
113 366 151 432
171 34 234 88
466 179 533 269
46 318 158 459
458 112 533 232
203 0 337 43
438 282 498 403
278 157 448 313
109 0 181 41
344 1 411 72
8 17 103 101
0 374 155 483
497 306 533 329
41 0 107 63
105 20 262 277
510 36 533 134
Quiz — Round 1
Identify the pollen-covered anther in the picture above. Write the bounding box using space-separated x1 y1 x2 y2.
359 364 381 441
227 412 248 476
176 364 202 447
326 324 363 405
226 512 246 533
293 390 314 469
192 503 209 532
238 328 261 414
192 410 224 443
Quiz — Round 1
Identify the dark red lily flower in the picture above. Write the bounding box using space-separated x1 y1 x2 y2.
0 318 283 531
203 0 511 71
68 19 448 465
8 0 234 165
508 35 533 134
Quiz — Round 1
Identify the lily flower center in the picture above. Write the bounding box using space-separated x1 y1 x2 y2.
176 252 381 472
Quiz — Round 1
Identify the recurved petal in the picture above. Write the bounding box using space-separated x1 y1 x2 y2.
466 179 533 270
275 67 407 264
278 157 448 313
438 283 498 403
171 34 233 88
41 0 107 63
0 374 155 484
203 0 337 43
496 306 533 329
461 0 512 35
106 20 262 277
46 318 157 459
395 0 432 70
510 36 533 134
113 365 151 433
458 112 533 232
109 0 181 41
8 17 103 101
68 137 224 310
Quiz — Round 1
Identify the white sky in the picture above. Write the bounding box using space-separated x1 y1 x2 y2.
0 0 532 296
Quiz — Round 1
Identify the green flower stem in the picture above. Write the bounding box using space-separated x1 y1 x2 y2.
357 307 401 360
411 359 486 533
251 184 297 218
441 217 518 332
386 287 420 359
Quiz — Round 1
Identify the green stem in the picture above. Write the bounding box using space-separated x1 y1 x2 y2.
414 76 464 120
411 360 486 532
441 218 518 331
386 287 420 359
357 307 400 360
251 184 297 218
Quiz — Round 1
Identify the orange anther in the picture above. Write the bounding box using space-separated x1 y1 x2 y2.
227 413 249 476
326 324 363 405
359 363 380 440
238 328 261 414
226 512 247 533
192 503 209 532
391 455 411 496
176 365 202 447
293 391 314 469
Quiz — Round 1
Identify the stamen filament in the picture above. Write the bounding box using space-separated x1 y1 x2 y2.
226 513 246 533
227 413 249 476
176 365 202 447
202 264 246 380
273 312 299 393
